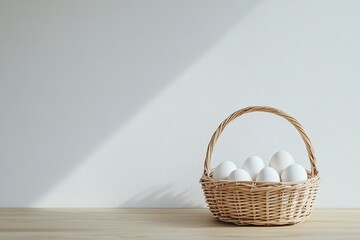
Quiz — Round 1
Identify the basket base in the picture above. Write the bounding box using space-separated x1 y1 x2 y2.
214 214 308 226
200 173 320 226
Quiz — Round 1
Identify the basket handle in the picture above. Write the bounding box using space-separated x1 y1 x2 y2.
204 106 318 177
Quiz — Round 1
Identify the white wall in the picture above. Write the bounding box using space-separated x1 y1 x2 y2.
1 0 359 208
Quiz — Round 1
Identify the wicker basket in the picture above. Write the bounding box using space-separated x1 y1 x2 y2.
200 106 320 226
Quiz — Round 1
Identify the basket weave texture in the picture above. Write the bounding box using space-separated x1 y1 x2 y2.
200 106 320 225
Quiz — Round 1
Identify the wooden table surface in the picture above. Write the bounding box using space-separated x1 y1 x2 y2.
0 208 359 239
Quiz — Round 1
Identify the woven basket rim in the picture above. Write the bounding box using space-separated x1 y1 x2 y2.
201 170 319 185
200 173 320 191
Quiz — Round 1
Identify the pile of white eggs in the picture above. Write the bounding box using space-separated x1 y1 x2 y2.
212 151 308 183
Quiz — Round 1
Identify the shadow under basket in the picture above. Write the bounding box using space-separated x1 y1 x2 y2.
200 106 320 226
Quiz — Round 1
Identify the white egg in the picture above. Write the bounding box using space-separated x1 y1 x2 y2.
212 161 237 180
228 169 252 181
256 167 280 182
281 163 308 182
269 150 295 175
242 156 265 180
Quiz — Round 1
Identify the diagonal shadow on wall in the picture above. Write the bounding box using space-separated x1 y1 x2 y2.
120 185 203 208
0 0 261 206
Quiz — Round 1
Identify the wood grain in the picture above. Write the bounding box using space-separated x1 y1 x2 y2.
0 209 359 239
